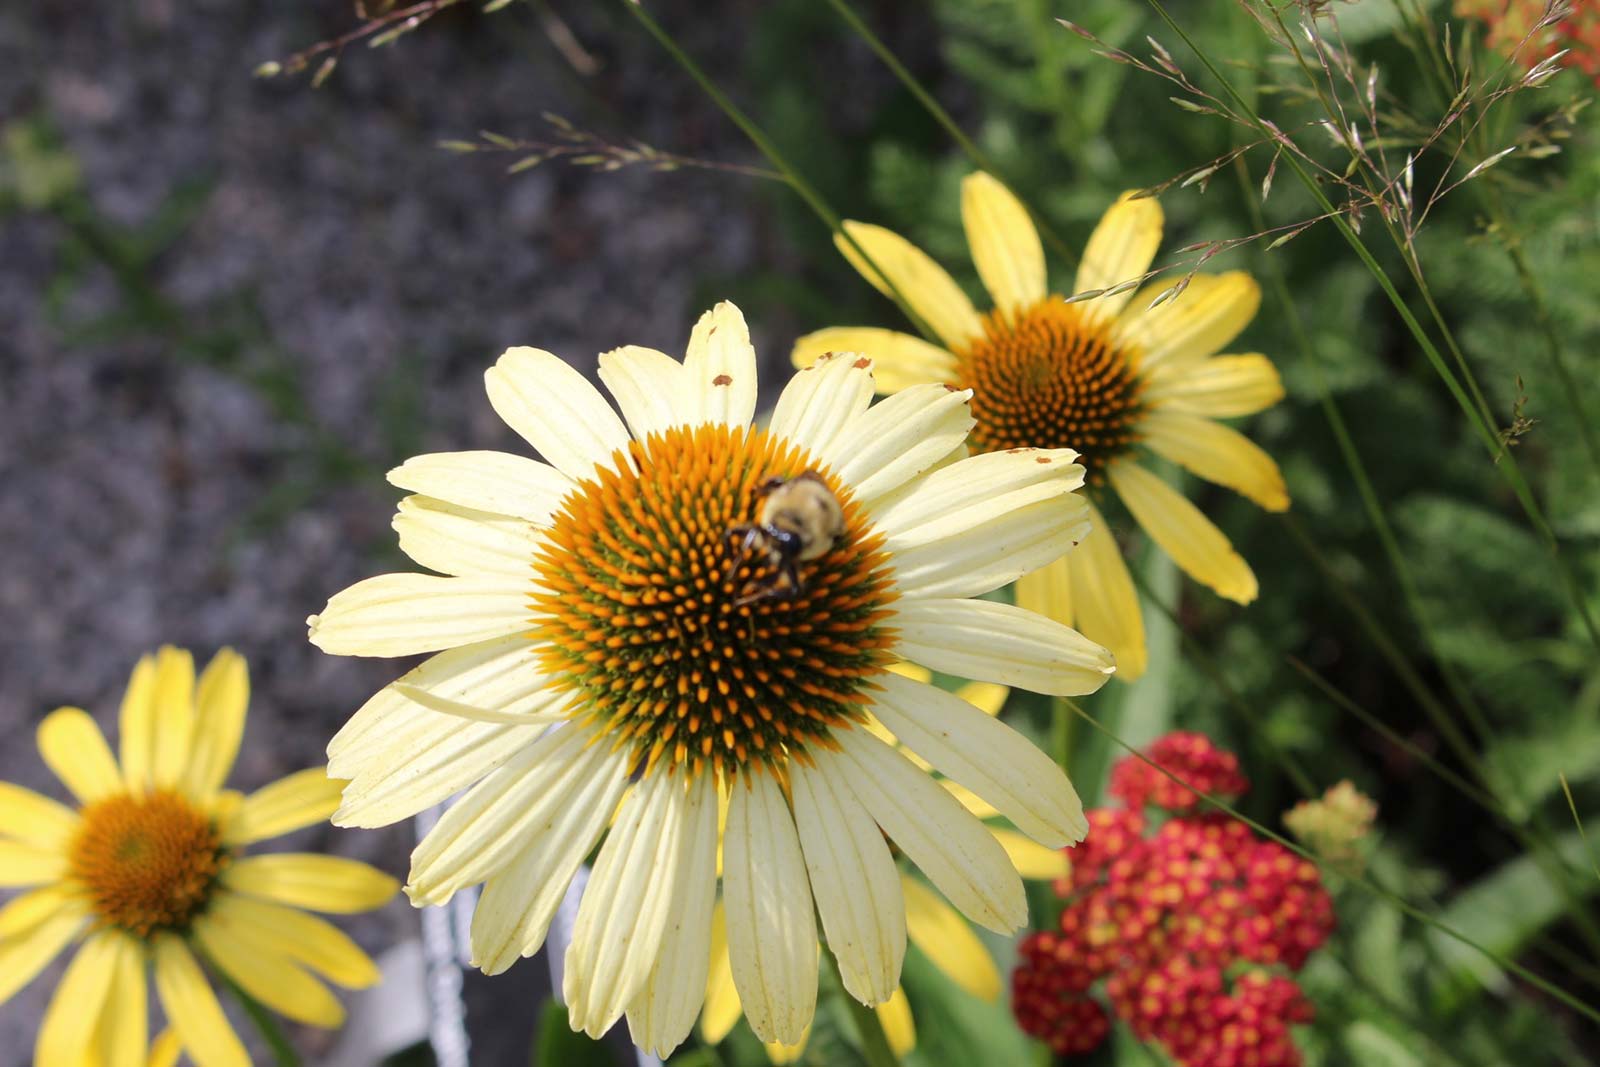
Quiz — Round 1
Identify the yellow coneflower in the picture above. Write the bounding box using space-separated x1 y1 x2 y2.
794 174 1289 680
700 668 1066 1062
308 300 1112 1057
0 647 397 1067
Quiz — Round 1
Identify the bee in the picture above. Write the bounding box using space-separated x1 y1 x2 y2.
725 471 846 606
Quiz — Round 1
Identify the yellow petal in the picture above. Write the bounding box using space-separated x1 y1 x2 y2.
791 327 957 394
1140 411 1290 511
0 840 67 886
901 876 1001 1002
0 781 78 849
221 767 345 846
38 707 123 804
1014 552 1072 629
876 986 917 1056
148 1030 183 1067
97 929 149 1067
185 649 249 798
153 935 250 1067
954 681 1008 717
1143 353 1285 417
1073 191 1163 325
0 894 86 1005
942 778 1000 821
700 901 742 1044
194 916 345 1028
991 827 1069 881
1109 460 1258 604
0 885 82 939
207 894 381 988
1116 271 1261 373
1066 501 1147 682
961 172 1046 315
118 653 159 792
765 1032 809 1064
835 222 983 350
223 854 398 913
35 931 120 1065
149 647 197 791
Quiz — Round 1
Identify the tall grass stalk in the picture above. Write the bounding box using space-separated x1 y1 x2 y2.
1142 0 1600 656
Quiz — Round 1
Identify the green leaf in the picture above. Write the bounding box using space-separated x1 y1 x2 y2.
1427 831 1600 1010
533 999 615 1067
898 943 1033 1067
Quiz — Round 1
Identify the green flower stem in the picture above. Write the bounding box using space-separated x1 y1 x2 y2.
619 0 942 346
1142 0 1600 655
1057 697 1600 1028
820 0 1079 266
839 978 901 1067
217 972 301 1067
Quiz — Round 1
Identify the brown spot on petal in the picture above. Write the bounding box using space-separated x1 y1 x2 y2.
852 357 872 369
1036 456 1053 464
713 374 733 387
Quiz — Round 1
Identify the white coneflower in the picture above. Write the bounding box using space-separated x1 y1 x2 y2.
309 301 1112 1056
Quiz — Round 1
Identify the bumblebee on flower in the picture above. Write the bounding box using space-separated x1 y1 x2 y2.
795 173 1290 680
308 300 1113 1057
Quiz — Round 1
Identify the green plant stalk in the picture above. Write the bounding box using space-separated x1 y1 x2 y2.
218 973 301 1067
840 979 901 1067
1387 0 1600 479
820 0 1078 266
620 0 942 346
1142 0 1600 655
1058 698 1600 1027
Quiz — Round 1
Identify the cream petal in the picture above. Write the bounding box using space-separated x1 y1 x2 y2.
598 345 690 440
185 649 249 798
901 875 1001 1001
1115 271 1261 373
307 573 533 658
767 349 877 463
1073 191 1164 325
789 757 905 1006
723 771 818 1046
823 384 974 506
392 684 566 725
872 446 1084 539
564 772 691 1038
469 745 631 975
334 718 548 830
870 672 1087 847
1139 411 1290 511
893 598 1115 696
37 707 121 804
835 223 984 350
392 496 545 578
626 773 720 1058
35 931 121 1065
827 731 1024 933
962 172 1047 315
388 450 575 525
1067 501 1147 682
153 935 250 1067
791 327 958 394
889 487 1090 601
1108 460 1259 604
407 722 611 904
1142 353 1285 417
326 636 557 769
485 346 632 480
682 302 759 428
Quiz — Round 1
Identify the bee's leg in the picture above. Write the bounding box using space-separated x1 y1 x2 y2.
756 475 788 497
770 560 802 603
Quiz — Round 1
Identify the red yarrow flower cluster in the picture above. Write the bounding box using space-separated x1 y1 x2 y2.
1014 733 1334 1067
